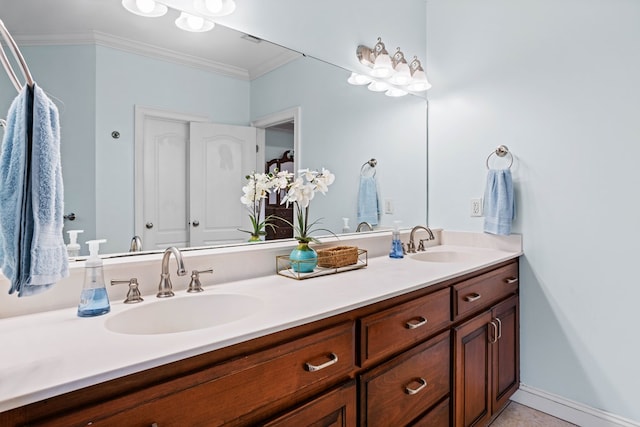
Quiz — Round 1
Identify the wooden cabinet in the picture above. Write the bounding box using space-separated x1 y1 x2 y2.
1 258 519 427
263 381 357 427
453 295 519 427
359 287 451 367
359 331 450 427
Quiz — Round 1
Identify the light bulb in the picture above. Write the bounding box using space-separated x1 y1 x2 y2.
175 12 215 32
135 0 155 13
187 15 205 30
367 81 389 92
205 0 223 13
347 72 372 86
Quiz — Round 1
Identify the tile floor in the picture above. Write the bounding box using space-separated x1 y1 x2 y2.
489 402 578 426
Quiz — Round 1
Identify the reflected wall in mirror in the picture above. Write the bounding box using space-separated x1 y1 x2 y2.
0 0 427 256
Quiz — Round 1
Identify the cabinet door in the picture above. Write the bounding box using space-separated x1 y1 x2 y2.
491 295 519 412
263 381 356 427
453 311 493 427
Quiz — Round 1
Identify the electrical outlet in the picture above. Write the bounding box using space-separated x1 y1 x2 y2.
384 199 394 214
471 198 483 217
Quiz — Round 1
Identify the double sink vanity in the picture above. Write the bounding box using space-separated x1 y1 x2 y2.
0 230 522 426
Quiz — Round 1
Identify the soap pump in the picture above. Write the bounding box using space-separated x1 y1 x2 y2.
66 229 84 258
78 239 110 317
389 221 404 259
342 217 351 233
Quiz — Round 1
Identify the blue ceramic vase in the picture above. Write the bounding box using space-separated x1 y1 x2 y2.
289 242 318 273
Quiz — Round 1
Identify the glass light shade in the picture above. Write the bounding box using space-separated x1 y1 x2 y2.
385 87 408 97
371 53 394 78
122 0 168 17
388 62 411 86
407 70 432 92
347 72 372 86
367 80 390 92
175 12 215 32
194 0 236 16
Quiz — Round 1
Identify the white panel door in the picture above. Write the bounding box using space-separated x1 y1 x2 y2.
141 116 190 250
189 123 257 246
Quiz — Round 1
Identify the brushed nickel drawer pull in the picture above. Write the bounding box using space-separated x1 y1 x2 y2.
405 316 428 329
405 378 428 395
505 277 519 284
464 293 482 302
489 321 499 343
494 317 503 339
305 353 339 372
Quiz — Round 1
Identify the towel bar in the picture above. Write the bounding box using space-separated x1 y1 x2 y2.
360 158 377 176
486 145 513 169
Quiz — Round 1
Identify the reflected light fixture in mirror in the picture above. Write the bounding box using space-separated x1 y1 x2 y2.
349 36 431 97
122 0 236 32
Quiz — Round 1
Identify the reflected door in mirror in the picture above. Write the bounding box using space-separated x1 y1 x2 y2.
265 150 294 240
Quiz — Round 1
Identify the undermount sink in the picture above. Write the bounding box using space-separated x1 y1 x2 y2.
410 250 484 263
105 294 263 335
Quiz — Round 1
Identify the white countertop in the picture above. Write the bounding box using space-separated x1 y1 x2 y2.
0 241 521 413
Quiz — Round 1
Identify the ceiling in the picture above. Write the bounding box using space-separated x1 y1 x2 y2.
0 0 300 80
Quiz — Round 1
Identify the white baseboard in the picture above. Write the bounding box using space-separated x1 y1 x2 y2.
511 384 640 427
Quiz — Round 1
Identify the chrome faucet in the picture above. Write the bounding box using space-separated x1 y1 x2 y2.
157 246 187 298
356 221 373 232
129 235 143 252
408 226 435 253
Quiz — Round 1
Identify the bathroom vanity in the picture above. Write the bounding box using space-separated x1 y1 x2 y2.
0 236 520 427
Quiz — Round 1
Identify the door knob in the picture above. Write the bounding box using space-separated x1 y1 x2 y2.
192 220 200 227
146 222 154 229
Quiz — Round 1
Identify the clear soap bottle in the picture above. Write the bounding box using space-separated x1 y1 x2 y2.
66 229 84 258
389 221 404 259
77 239 111 317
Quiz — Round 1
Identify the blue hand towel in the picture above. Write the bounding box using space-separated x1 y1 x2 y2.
483 169 515 235
0 84 68 296
357 175 380 226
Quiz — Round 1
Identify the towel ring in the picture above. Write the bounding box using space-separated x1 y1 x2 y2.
361 158 377 177
486 145 513 170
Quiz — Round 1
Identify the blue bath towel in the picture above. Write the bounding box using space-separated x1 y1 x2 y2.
483 169 515 235
0 84 68 296
357 175 380 226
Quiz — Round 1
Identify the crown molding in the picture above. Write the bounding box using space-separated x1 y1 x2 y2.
13 31 251 80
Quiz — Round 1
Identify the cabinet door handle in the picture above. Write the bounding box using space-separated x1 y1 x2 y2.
505 277 518 284
305 353 338 372
464 293 482 302
405 316 428 329
489 321 499 343
494 317 502 339
404 378 428 395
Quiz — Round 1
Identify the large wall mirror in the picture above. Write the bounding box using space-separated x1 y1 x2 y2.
0 0 427 256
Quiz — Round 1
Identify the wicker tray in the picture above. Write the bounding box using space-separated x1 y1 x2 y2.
276 248 368 280
317 246 359 268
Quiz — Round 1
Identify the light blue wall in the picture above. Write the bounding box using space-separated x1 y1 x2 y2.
251 57 427 233
427 0 640 422
94 45 251 254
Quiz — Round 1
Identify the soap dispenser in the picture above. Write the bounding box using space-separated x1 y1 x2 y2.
78 239 110 317
66 229 84 258
342 217 351 233
389 221 404 259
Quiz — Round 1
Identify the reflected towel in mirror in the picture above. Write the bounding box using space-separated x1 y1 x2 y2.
357 175 381 226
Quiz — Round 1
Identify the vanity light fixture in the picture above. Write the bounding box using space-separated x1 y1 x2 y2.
349 37 431 97
121 0 236 32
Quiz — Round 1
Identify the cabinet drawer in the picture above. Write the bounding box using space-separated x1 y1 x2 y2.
52 322 355 427
360 330 450 427
454 262 518 319
360 287 451 365
263 380 357 427
410 397 450 427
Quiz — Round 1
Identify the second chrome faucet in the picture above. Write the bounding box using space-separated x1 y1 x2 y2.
157 246 187 298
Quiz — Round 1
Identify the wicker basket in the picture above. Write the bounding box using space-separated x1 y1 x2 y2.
317 246 359 268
